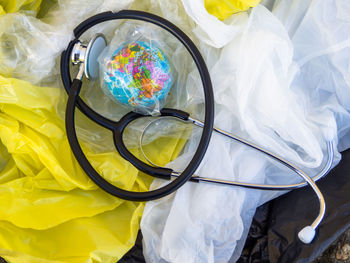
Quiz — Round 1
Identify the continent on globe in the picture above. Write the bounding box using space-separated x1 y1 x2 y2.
103 41 173 112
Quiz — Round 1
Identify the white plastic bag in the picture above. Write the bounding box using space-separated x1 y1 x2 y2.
141 1 344 262
272 0 350 151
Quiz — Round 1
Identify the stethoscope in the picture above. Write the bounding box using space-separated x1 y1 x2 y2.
61 10 334 244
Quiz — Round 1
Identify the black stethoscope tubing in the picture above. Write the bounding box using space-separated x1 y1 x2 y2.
61 10 214 201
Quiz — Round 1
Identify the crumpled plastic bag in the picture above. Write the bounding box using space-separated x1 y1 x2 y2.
140 0 347 262
0 202 144 263
205 0 261 20
0 74 187 262
272 0 350 152
0 0 43 16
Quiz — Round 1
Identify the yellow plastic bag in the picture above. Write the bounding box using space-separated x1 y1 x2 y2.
0 75 187 262
0 0 57 17
204 0 261 20
0 0 42 15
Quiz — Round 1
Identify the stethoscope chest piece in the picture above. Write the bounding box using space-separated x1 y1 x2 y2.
71 34 107 80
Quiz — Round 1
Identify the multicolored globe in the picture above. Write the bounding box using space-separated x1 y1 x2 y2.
102 41 173 112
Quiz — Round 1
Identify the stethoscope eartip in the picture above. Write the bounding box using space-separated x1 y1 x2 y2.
298 226 316 244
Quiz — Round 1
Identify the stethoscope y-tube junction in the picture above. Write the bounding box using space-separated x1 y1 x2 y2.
61 10 334 244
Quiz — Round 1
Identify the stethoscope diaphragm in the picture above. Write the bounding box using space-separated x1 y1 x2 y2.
71 34 107 80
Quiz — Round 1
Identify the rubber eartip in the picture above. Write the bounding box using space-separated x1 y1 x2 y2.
298 226 315 244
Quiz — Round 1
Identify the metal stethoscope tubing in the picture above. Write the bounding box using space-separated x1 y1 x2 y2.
140 117 334 243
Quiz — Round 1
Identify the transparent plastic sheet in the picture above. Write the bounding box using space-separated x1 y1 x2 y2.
98 24 174 115
0 0 133 86
0 0 155 152
77 19 202 148
272 0 350 152
139 1 344 263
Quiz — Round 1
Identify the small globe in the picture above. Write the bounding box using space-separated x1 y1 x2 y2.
102 41 173 112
